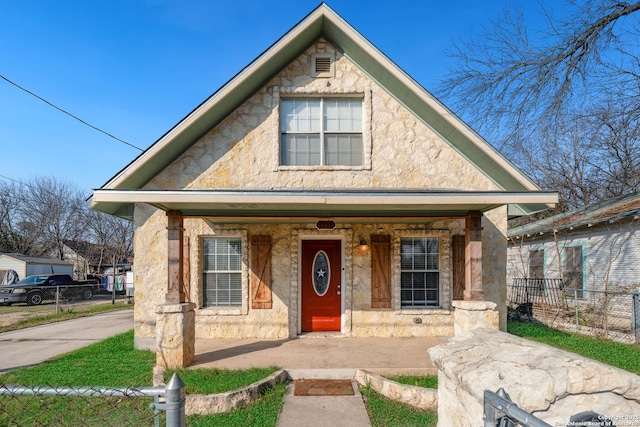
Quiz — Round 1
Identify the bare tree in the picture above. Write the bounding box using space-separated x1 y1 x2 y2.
439 0 640 209
84 209 133 272
17 177 88 259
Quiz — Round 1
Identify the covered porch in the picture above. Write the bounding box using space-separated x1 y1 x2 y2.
91 188 558 368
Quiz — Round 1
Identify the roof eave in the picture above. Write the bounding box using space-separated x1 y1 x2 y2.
90 189 558 221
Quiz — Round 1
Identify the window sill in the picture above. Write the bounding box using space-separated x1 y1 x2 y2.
399 308 451 315
198 307 245 316
278 165 368 171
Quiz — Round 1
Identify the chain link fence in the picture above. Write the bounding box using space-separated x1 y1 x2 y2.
0 374 185 427
508 278 640 345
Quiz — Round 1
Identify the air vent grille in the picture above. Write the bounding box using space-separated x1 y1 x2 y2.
311 53 334 77
315 57 331 73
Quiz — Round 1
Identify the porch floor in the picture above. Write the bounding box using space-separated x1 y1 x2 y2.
191 334 443 376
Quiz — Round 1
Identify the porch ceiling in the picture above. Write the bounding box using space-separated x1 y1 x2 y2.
89 189 558 220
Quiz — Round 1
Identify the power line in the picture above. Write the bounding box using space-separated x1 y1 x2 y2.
0 73 144 152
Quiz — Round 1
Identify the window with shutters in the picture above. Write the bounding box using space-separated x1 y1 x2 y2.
400 237 440 307
280 97 363 166
203 237 242 307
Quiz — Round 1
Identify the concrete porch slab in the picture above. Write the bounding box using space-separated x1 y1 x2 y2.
190 335 443 376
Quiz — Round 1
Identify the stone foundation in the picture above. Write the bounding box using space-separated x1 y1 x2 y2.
155 303 196 368
428 328 640 427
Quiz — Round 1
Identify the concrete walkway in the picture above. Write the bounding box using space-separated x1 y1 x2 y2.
278 380 371 427
0 309 134 372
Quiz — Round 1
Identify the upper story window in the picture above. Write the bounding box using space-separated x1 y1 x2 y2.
280 97 363 166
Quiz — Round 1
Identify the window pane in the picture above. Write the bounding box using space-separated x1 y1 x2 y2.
325 134 363 166
281 99 320 132
324 99 362 132
281 134 321 165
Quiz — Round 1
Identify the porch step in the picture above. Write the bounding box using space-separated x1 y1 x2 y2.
286 368 357 380
297 332 346 339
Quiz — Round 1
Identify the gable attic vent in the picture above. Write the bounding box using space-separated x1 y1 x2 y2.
311 53 334 78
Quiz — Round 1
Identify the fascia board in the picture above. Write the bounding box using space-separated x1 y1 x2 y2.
91 189 558 207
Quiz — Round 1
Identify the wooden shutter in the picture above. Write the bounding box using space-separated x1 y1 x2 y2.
371 235 391 308
251 235 272 309
452 235 465 300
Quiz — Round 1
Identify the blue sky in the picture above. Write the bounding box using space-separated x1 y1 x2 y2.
1 1 549 193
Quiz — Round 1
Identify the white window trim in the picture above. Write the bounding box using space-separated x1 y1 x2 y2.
393 229 451 311
197 230 249 316
273 87 372 171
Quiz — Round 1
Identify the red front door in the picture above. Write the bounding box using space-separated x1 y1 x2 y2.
301 240 342 332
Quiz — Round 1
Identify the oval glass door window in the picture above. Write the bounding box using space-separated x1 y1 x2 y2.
312 250 330 296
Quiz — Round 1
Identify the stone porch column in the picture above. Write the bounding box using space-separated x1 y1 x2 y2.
452 300 499 333
453 211 499 332
464 211 483 301
155 210 195 368
155 302 196 368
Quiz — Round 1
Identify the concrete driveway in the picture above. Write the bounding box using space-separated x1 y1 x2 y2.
0 309 133 372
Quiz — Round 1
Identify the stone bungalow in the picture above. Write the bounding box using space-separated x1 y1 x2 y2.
89 4 557 367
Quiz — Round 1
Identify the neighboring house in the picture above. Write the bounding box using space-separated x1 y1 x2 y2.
507 192 640 294
0 253 73 281
89 4 556 353
51 240 122 278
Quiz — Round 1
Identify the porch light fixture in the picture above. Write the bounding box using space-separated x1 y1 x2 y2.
355 238 370 255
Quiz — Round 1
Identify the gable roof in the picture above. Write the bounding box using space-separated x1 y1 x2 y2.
509 192 640 238
90 3 557 219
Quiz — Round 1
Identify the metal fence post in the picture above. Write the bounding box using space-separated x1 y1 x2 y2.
633 288 640 345
165 373 186 427
574 289 579 332
56 284 60 314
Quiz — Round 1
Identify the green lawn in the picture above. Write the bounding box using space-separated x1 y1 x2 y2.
385 375 438 389
0 330 285 426
360 386 437 427
508 320 640 375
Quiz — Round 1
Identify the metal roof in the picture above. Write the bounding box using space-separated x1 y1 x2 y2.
0 253 73 266
508 192 640 237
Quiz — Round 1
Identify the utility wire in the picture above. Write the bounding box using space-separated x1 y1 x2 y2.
0 73 144 152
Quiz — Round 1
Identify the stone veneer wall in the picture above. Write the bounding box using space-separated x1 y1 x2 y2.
428 329 640 427
131 38 509 346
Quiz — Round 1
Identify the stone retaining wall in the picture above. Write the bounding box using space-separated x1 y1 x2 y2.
186 369 289 415
354 369 437 411
428 328 640 427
